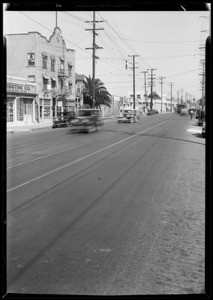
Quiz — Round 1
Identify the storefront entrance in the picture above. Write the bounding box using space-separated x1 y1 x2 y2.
17 98 33 123
7 77 37 125
7 97 15 122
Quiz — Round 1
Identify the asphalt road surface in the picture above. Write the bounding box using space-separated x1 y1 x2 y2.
6 113 205 295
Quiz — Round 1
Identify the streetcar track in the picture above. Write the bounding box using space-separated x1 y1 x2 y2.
7 119 172 192
7 116 175 169
7 131 118 170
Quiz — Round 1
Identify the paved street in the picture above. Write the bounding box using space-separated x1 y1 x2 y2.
7 113 205 295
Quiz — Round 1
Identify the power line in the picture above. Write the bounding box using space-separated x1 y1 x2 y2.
18 11 91 56
105 37 201 44
165 68 199 78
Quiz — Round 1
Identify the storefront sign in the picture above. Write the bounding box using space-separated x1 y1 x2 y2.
7 82 36 94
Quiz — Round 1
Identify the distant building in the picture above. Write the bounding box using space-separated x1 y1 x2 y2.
75 73 86 110
5 27 75 124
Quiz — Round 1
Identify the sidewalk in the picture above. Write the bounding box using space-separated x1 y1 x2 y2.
7 117 116 134
7 121 53 134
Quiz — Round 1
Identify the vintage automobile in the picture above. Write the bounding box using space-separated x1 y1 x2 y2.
180 108 188 116
202 121 206 138
198 110 205 126
117 109 138 123
52 111 76 128
70 109 103 133
147 109 156 116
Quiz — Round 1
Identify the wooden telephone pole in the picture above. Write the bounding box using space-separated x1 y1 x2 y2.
128 55 139 109
85 12 104 108
159 77 165 113
169 82 174 112
147 68 156 110
141 71 148 108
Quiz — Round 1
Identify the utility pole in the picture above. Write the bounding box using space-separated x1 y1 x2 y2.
170 82 174 112
159 77 165 113
181 88 184 102
199 59 205 110
128 54 139 109
147 68 156 110
85 12 104 108
141 71 148 109
177 90 180 104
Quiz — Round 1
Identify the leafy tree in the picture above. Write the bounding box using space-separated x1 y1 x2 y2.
83 76 111 109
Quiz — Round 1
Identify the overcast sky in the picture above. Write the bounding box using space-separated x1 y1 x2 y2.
3 6 210 100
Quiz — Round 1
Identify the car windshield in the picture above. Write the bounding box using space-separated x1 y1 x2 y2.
57 112 74 117
124 110 134 115
78 110 93 116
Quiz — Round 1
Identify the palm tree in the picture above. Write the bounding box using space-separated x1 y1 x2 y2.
83 76 111 109
147 91 161 109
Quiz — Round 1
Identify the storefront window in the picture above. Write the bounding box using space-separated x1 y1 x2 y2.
17 98 24 121
7 98 14 122
44 99 51 118
23 99 33 115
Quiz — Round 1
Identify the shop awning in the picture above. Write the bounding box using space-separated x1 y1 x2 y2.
42 74 49 80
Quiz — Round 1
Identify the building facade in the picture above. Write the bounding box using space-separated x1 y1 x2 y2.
5 27 75 124
7 76 37 124
75 73 86 111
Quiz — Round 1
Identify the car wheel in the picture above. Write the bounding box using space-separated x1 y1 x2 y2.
87 125 94 133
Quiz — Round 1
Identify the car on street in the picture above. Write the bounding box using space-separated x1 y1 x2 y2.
154 109 159 114
195 109 201 119
147 109 156 116
202 121 206 137
70 109 103 133
52 111 76 128
198 110 205 126
117 109 138 123
180 108 188 116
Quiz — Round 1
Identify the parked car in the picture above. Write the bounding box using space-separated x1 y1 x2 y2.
147 109 156 115
198 110 205 126
202 121 206 137
70 109 103 133
196 109 201 119
154 109 159 114
52 111 76 128
117 109 138 123
180 108 188 116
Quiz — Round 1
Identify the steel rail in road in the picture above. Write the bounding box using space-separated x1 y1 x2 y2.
7 118 172 193
7 115 175 170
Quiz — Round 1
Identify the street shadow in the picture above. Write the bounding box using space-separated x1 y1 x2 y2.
193 133 204 139
104 129 205 146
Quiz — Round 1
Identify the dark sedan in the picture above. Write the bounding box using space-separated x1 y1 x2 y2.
147 109 156 115
52 111 76 128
